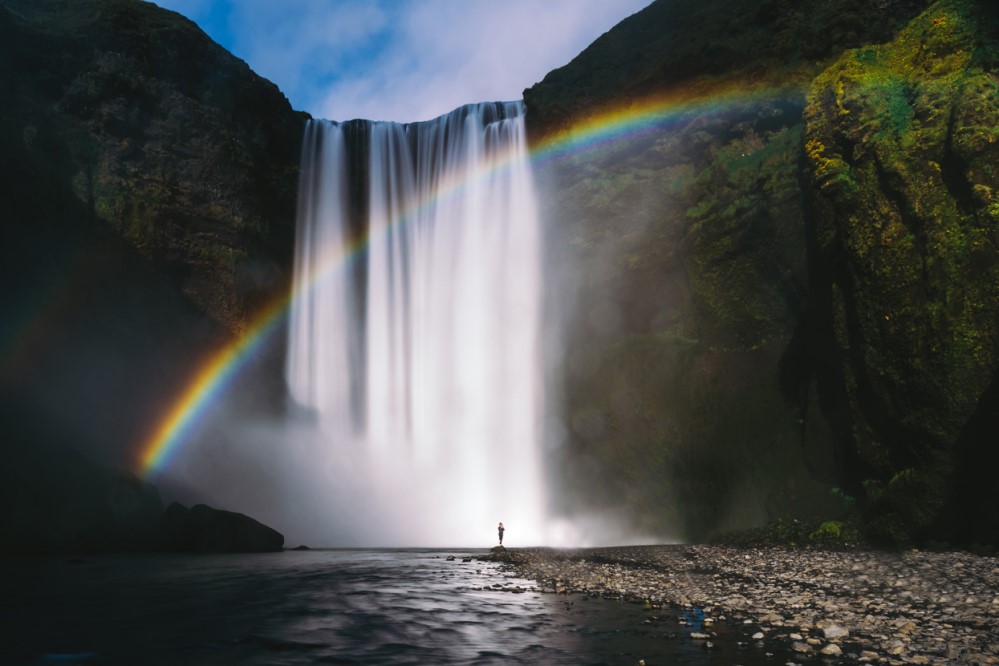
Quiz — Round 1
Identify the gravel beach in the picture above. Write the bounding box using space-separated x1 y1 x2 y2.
502 545 998 665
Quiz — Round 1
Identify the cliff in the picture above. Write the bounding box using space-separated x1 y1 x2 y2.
803 0 999 544
0 0 305 467
0 0 303 552
0 0 304 332
526 0 999 545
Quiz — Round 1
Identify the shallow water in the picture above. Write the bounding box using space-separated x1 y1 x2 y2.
3 549 790 665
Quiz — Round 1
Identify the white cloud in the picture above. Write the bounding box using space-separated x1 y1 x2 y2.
227 1 390 103
152 0 652 122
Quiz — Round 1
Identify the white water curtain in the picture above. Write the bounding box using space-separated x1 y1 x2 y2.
287 103 547 546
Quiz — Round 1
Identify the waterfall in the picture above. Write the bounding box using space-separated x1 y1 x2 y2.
287 102 548 546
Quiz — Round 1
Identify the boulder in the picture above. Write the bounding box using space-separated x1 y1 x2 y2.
160 502 284 553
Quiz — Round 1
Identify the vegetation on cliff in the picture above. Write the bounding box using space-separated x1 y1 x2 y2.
525 0 930 138
527 0 998 546
804 0 999 544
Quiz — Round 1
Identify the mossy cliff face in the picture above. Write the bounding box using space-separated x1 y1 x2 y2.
534 95 838 540
0 0 305 333
524 0 995 544
803 0 999 544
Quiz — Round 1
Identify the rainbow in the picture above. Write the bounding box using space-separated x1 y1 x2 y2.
139 296 288 474
529 81 802 163
138 122 529 476
137 82 805 477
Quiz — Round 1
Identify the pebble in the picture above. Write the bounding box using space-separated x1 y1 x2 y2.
822 623 849 639
505 545 998 664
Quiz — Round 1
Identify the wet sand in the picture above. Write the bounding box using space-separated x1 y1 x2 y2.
504 545 998 665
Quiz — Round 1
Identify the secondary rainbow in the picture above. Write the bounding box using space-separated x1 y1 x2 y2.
138 83 805 477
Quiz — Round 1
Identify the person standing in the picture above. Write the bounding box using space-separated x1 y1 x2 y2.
497 522 505 546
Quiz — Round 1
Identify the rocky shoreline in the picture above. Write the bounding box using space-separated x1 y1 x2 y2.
500 545 997 665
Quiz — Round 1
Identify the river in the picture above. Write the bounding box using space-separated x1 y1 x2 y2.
3 549 790 664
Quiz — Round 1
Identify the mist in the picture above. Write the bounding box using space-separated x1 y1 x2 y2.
152 404 681 548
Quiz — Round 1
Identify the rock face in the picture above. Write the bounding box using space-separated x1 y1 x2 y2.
525 0 932 139
0 0 303 544
525 0 999 544
0 0 305 333
803 0 999 544
0 0 306 466
160 502 284 553
0 0 286 553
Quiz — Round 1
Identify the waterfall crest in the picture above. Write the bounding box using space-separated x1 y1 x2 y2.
287 102 547 546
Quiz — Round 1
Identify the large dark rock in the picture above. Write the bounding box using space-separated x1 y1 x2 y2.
160 501 284 553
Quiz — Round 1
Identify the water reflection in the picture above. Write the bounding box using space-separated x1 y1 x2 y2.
4 550 788 665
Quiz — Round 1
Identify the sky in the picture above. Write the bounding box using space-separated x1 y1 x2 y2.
150 0 652 123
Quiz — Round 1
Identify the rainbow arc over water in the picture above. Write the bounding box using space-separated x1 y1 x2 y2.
138 83 803 477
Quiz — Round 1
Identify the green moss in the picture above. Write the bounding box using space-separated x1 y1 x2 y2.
681 119 806 349
715 517 863 549
803 0 999 546
861 479 883 503
863 465 951 546
809 520 843 539
830 486 857 511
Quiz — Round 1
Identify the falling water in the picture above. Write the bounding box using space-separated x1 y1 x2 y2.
287 102 548 546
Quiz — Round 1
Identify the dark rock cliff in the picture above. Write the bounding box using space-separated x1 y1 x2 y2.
525 0 931 139
0 0 305 466
526 0 998 545
1 0 304 332
0 0 302 552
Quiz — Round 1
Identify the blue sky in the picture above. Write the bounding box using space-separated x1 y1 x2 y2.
150 0 652 122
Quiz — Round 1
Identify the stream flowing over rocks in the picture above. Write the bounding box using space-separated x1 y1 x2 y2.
503 545 998 665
